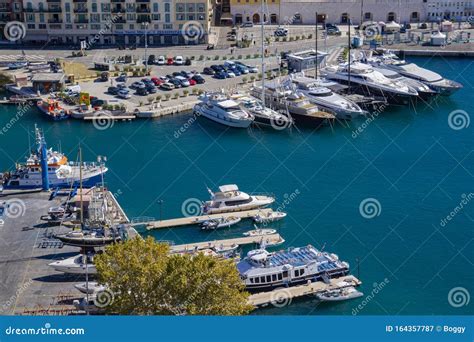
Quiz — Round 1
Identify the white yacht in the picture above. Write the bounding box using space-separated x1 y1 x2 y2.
202 184 274 214
291 76 365 120
193 92 254 128
48 254 97 275
323 62 419 105
250 83 335 128
237 245 350 292
366 51 462 95
230 93 293 129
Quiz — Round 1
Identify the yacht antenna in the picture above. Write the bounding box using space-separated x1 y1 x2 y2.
260 0 265 108
347 17 351 94
314 12 318 80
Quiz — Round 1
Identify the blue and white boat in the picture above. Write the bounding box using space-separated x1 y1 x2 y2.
237 245 350 292
1 126 107 190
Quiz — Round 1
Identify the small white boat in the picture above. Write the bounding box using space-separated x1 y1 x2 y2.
48 254 97 274
200 216 241 230
243 228 276 237
316 286 363 302
213 243 239 255
74 282 106 294
252 211 287 224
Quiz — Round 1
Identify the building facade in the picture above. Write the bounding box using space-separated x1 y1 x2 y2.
229 0 431 26
17 0 211 45
425 1 474 21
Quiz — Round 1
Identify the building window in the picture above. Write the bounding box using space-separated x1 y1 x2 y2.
153 3 158 12
176 3 184 12
176 13 185 20
27 23 35 29
197 3 205 12
165 3 170 12
341 12 349 23
411 11 420 21
187 3 195 12
165 13 170 22
152 13 160 20
387 12 396 21
129 24 134 29
187 14 194 20
91 3 97 12
364 12 372 21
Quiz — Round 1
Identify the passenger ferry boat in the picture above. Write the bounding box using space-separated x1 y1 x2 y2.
237 245 350 292
202 184 274 214
1 126 107 190
37 98 70 120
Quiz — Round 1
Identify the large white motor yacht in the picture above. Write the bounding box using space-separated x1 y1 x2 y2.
193 92 254 128
202 184 274 214
366 51 462 95
48 254 97 274
291 76 365 120
323 62 419 105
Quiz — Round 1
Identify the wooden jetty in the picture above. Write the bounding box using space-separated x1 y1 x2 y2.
248 275 362 307
142 208 274 230
170 233 284 253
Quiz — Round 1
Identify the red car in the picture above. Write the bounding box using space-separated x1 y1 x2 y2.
188 79 197 86
166 57 174 65
151 77 163 86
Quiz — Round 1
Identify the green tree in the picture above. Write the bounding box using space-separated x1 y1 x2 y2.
95 237 252 315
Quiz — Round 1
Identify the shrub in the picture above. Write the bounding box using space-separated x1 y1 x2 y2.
182 90 189 97
250 75 256 82
253 53 259 58
246 54 251 59
164 94 171 101
237 55 242 59
148 96 154 104
242 76 248 83
172 92 179 99
214 55 219 60
156 95 162 102
192 88 199 95
139 101 143 106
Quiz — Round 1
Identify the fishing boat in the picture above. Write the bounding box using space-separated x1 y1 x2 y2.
200 216 241 230
48 253 97 274
194 92 254 128
202 184 274 214
243 228 277 237
237 245 349 291
36 98 70 120
0 126 107 190
74 282 106 295
316 286 363 302
252 211 286 224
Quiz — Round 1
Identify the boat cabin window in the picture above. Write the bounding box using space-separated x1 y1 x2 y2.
260 276 265 283
282 270 288 277
309 91 332 97
254 277 260 283
278 273 283 280
266 275 271 283
224 198 253 206
272 274 277 281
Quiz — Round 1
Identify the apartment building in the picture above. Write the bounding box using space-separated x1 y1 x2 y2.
20 0 211 45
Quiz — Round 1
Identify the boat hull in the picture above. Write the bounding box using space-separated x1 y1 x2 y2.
54 235 120 247
3 173 104 190
194 104 253 128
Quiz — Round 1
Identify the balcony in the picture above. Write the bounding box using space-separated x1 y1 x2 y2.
72 0 87 2
47 0 61 2
74 18 89 23
0 6 12 12
136 0 150 2
136 7 150 13
73 8 88 13
137 16 151 23
114 18 126 23
111 8 125 13
48 18 62 23
48 7 62 12
111 0 125 2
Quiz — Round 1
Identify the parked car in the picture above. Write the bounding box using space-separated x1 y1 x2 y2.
160 82 175 91
116 73 127 82
136 87 148 96
174 56 184 65
169 78 182 88
184 57 192 66
274 27 288 37
107 86 119 95
147 54 156 64
214 71 228 79
224 61 236 68
151 77 163 86
180 70 194 79
172 71 183 78
167 57 174 65
159 76 169 82
117 83 127 89
142 78 153 85
210 64 223 72
325 23 341 35
117 89 131 99
235 61 258 73
235 64 249 74
240 22 253 28
130 81 144 89
192 74 206 84
175 76 190 87
203 67 215 75
226 70 236 78
146 84 157 93
157 55 166 65
188 78 197 86
227 35 237 41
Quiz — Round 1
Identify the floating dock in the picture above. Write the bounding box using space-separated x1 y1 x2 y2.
248 275 362 307
142 208 274 230
170 233 284 253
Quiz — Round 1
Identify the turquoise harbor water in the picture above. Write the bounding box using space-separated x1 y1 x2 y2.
0 57 473 315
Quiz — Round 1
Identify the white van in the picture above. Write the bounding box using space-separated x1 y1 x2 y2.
66 85 81 96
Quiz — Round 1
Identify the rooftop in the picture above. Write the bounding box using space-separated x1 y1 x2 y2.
31 72 65 82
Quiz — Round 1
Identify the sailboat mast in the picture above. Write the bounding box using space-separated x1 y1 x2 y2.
315 12 318 80
260 0 265 108
79 147 83 225
347 17 351 93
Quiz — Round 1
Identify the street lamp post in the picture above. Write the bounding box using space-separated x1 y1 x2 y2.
158 199 163 221
144 22 149 73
